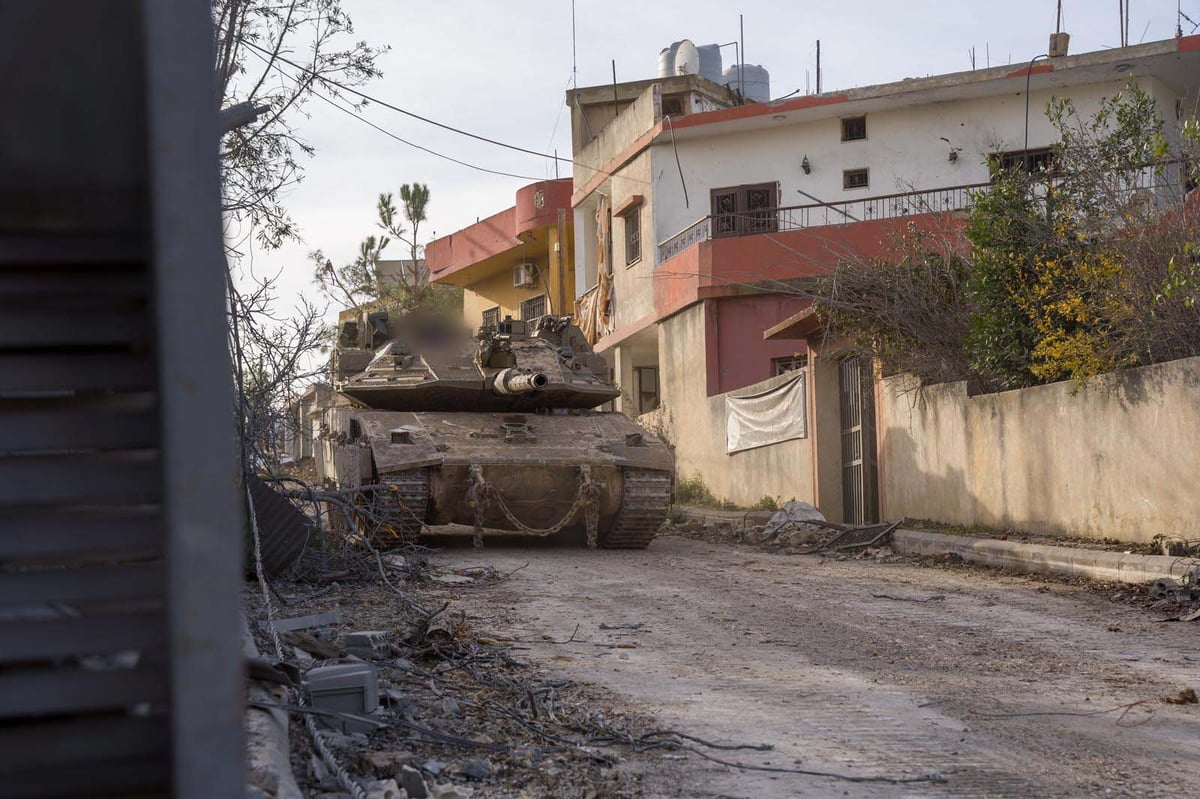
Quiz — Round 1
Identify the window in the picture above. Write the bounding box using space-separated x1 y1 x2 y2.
625 209 642 266
843 168 869 190
772 355 807 376
519 294 546 320
711 182 779 238
634 366 659 415
481 306 500 329
992 148 1056 175
841 116 867 141
661 95 685 117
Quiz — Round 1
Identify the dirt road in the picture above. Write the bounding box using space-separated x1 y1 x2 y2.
429 534 1199 798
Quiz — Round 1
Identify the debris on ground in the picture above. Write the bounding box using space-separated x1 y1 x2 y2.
665 505 902 560
1163 688 1198 705
244 531 822 797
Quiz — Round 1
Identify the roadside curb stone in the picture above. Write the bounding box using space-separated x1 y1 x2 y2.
892 528 1200 584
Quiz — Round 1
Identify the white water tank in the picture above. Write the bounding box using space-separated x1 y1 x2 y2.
724 63 771 103
697 44 723 85
674 39 700 76
657 41 682 78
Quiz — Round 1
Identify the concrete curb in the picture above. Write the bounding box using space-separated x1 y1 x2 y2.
892 528 1200 585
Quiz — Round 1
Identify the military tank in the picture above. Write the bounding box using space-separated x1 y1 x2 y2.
318 310 673 549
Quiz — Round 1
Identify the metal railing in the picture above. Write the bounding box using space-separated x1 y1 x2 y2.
657 182 991 264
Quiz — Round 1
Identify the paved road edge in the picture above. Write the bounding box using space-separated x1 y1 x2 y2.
892 528 1199 584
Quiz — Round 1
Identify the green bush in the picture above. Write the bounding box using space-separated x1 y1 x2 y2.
674 474 718 507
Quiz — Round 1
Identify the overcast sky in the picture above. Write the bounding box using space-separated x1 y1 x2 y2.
238 0 1192 317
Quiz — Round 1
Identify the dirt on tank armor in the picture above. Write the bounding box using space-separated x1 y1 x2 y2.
319 312 674 549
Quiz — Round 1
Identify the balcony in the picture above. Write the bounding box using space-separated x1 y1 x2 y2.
657 183 990 263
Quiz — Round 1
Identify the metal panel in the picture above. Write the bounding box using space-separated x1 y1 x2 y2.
0 395 157 452
141 1 245 795
0 560 163 605
3 759 170 799
0 716 169 769
0 611 166 662
839 356 879 525
0 665 169 718
0 507 162 560
0 451 160 506
0 353 156 395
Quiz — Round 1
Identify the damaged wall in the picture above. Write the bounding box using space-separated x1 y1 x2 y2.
878 355 1200 543
652 303 816 507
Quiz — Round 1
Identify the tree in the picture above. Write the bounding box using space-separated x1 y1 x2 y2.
811 82 1200 390
214 0 387 249
313 183 463 320
379 183 431 302
215 1 386 477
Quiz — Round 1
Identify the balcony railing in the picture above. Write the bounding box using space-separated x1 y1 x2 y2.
657 182 991 264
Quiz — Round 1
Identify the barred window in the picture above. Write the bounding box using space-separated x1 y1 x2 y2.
519 294 546 320
482 306 500 328
843 168 869 190
841 116 867 141
625 210 641 266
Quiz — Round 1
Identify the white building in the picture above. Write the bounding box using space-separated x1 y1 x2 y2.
568 34 1200 521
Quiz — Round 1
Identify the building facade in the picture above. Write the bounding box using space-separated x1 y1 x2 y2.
426 178 575 329
569 34 1200 520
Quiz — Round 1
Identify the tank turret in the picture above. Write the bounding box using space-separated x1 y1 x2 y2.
335 313 621 412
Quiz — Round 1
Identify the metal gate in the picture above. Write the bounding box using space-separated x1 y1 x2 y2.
839 356 878 525
0 3 241 797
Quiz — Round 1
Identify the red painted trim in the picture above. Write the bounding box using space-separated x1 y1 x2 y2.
514 179 573 236
613 194 644 217
427 179 573 280
425 206 519 279
1005 63 1054 79
572 123 663 206
668 92 851 131
1178 33 1200 51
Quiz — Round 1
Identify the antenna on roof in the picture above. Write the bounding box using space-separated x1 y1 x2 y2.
1056 0 1063 33
1179 0 1184 37
571 0 577 89
816 39 822 94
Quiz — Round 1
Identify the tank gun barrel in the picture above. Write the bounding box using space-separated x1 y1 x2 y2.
492 368 548 395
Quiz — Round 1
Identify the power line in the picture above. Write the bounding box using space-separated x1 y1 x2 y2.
240 39 652 187
247 48 544 182
242 40 570 163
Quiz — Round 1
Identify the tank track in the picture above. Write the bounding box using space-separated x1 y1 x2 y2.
599 470 672 549
373 468 430 547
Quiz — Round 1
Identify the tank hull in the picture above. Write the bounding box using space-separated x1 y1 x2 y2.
320 408 673 548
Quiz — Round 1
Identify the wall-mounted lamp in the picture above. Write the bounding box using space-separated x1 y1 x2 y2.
801 154 811 174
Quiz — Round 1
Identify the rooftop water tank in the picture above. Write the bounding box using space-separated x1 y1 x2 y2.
697 44 723 85
674 39 700 76
657 41 683 78
723 63 771 103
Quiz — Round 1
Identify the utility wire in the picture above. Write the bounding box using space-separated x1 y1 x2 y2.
240 39 651 186
247 48 544 181
243 39 569 162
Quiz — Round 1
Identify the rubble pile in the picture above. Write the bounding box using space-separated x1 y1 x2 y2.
667 502 901 559
245 548 739 798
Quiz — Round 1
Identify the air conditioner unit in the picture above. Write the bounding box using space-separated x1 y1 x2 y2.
512 262 537 288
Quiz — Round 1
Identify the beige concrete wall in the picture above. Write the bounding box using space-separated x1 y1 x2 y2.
651 304 815 507
575 84 659 189
609 151 654 328
879 356 1200 543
